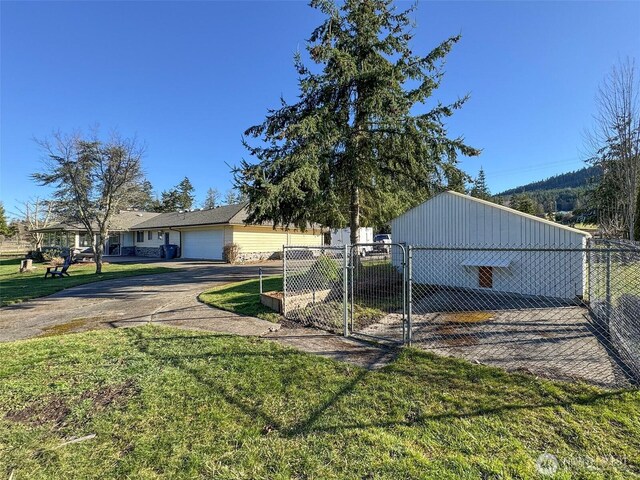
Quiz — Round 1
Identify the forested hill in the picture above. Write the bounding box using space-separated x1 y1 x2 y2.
498 166 602 196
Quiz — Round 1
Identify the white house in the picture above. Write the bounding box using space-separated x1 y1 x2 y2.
391 191 591 300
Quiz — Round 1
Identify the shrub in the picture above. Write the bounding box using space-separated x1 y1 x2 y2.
223 243 241 264
42 248 63 262
309 254 342 286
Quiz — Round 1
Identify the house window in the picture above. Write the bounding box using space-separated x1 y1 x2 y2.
79 233 92 247
136 231 144 242
147 231 152 240
479 266 493 288
157 231 163 240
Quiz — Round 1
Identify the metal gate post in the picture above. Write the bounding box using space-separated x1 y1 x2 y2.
350 245 355 334
407 245 413 346
282 247 287 317
343 244 349 337
606 245 612 322
401 244 407 343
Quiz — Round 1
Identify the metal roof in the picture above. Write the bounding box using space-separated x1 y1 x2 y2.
397 191 591 237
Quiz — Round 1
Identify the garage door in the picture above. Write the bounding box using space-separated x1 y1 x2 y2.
182 229 224 260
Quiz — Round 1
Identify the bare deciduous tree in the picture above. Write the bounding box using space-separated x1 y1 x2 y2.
32 130 145 273
586 57 640 240
13 197 55 249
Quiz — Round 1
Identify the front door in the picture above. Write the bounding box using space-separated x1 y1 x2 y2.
106 233 121 256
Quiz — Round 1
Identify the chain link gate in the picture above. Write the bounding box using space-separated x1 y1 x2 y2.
283 245 349 334
347 243 408 344
282 244 408 342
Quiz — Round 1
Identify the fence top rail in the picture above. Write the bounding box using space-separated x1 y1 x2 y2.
409 246 640 253
283 245 345 251
283 244 640 254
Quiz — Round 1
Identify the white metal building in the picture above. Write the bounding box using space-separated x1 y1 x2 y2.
391 191 591 300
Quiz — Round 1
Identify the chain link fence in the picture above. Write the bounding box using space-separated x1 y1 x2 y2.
283 246 347 333
587 239 640 383
348 243 407 343
283 241 640 387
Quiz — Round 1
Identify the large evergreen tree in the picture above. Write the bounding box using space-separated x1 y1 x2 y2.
235 0 480 242
130 180 160 211
176 177 195 210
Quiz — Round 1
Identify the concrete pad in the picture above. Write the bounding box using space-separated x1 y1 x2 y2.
264 326 397 370
360 306 627 386
0 263 281 342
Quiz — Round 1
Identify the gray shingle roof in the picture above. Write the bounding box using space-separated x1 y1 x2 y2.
32 211 161 232
129 203 248 230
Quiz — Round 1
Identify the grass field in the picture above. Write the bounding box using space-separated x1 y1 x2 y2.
198 275 283 322
0 258 174 306
0 326 638 479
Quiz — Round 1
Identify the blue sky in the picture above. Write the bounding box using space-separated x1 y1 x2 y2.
1 1 639 215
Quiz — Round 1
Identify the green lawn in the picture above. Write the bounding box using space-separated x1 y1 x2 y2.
0 326 638 479
199 275 283 322
198 275 390 330
0 258 174 306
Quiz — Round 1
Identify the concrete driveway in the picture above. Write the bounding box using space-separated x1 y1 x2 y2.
0 261 283 342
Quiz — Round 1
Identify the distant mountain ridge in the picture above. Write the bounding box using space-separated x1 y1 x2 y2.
498 166 602 196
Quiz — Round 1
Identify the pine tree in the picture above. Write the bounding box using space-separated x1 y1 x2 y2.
130 180 159 211
203 188 221 209
511 193 540 216
470 167 491 200
176 177 195 211
159 177 196 211
235 0 480 242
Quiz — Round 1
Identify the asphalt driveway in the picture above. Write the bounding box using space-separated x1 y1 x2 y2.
0 261 282 342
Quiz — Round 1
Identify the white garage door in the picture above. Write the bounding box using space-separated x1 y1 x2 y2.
182 229 224 260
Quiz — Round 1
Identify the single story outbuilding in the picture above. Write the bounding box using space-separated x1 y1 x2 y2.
37 203 323 262
391 191 591 300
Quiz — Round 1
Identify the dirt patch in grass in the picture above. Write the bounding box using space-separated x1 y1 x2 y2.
5 395 71 428
80 380 138 410
5 380 138 429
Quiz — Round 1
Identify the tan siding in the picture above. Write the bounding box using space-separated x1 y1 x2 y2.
231 226 323 253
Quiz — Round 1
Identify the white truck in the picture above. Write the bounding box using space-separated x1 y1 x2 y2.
329 227 374 256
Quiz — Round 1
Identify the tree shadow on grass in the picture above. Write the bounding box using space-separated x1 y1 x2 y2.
123 327 636 440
